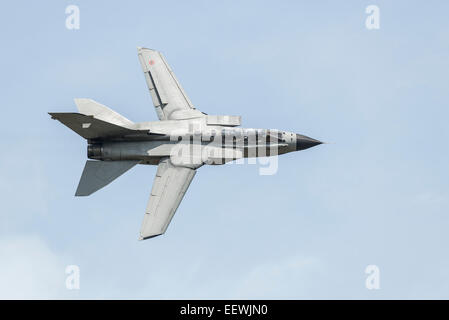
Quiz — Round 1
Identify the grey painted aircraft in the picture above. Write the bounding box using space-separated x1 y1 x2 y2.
49 47 322 240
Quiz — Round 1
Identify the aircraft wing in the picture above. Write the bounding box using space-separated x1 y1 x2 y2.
139 158 196 240
137 47 204 121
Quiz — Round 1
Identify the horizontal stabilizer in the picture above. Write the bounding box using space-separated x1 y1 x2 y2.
75 160 139 196
49 112 138 139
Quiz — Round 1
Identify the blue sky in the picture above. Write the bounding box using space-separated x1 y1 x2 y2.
0 0 448 298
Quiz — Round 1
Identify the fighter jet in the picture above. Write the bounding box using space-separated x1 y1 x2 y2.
49 47 322 240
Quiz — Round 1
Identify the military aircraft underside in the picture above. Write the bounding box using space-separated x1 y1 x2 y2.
50 47 322 240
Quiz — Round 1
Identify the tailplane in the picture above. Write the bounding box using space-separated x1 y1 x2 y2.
75 160 139 196
49 99 137 139
49 112 135 139
74 99 134 128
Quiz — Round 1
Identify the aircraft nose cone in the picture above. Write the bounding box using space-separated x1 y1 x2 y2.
296 134 322 151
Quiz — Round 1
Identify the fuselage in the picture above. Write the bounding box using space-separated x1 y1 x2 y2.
87 118 322 167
